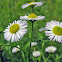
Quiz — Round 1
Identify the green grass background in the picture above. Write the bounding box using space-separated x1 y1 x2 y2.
0 0 62 62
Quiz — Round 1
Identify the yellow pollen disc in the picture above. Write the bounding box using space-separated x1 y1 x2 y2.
28 13 37 18
9 24 19 33
28 2 35 4
16 48 18 51
53 26 62 35
50 49 53 51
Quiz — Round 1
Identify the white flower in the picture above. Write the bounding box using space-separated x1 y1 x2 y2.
22 2 43 9
31 42 37 46
45 20 62 43
17 45 20 48
20 13 45 21
32 51 41 57
4 20 28 42
12 47 20 53
45 46 57 53
39 27 45 32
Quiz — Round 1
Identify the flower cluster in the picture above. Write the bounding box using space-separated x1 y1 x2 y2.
31 42 41 57
3 1 61 61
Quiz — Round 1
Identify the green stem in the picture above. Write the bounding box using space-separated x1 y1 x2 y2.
29 21 34 62
34 47 35 51
45 54 51 62
29 4 35 61
32 21 34 41
35 57 37 62
29 42 31 62
32 7 33 13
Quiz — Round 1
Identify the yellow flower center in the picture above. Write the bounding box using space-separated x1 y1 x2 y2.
28 2 35 4
50 49 53 51
16 48 19 51
9 24 19 33
53 26 62 35
28 13 37 18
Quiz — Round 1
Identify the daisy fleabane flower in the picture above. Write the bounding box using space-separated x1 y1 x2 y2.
32 51 41 57
22 2 43 9
45 46 57 53
20 13 45 21
12 45 20 53
4 20 28 42
31 42 37 46
45 20 62 43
